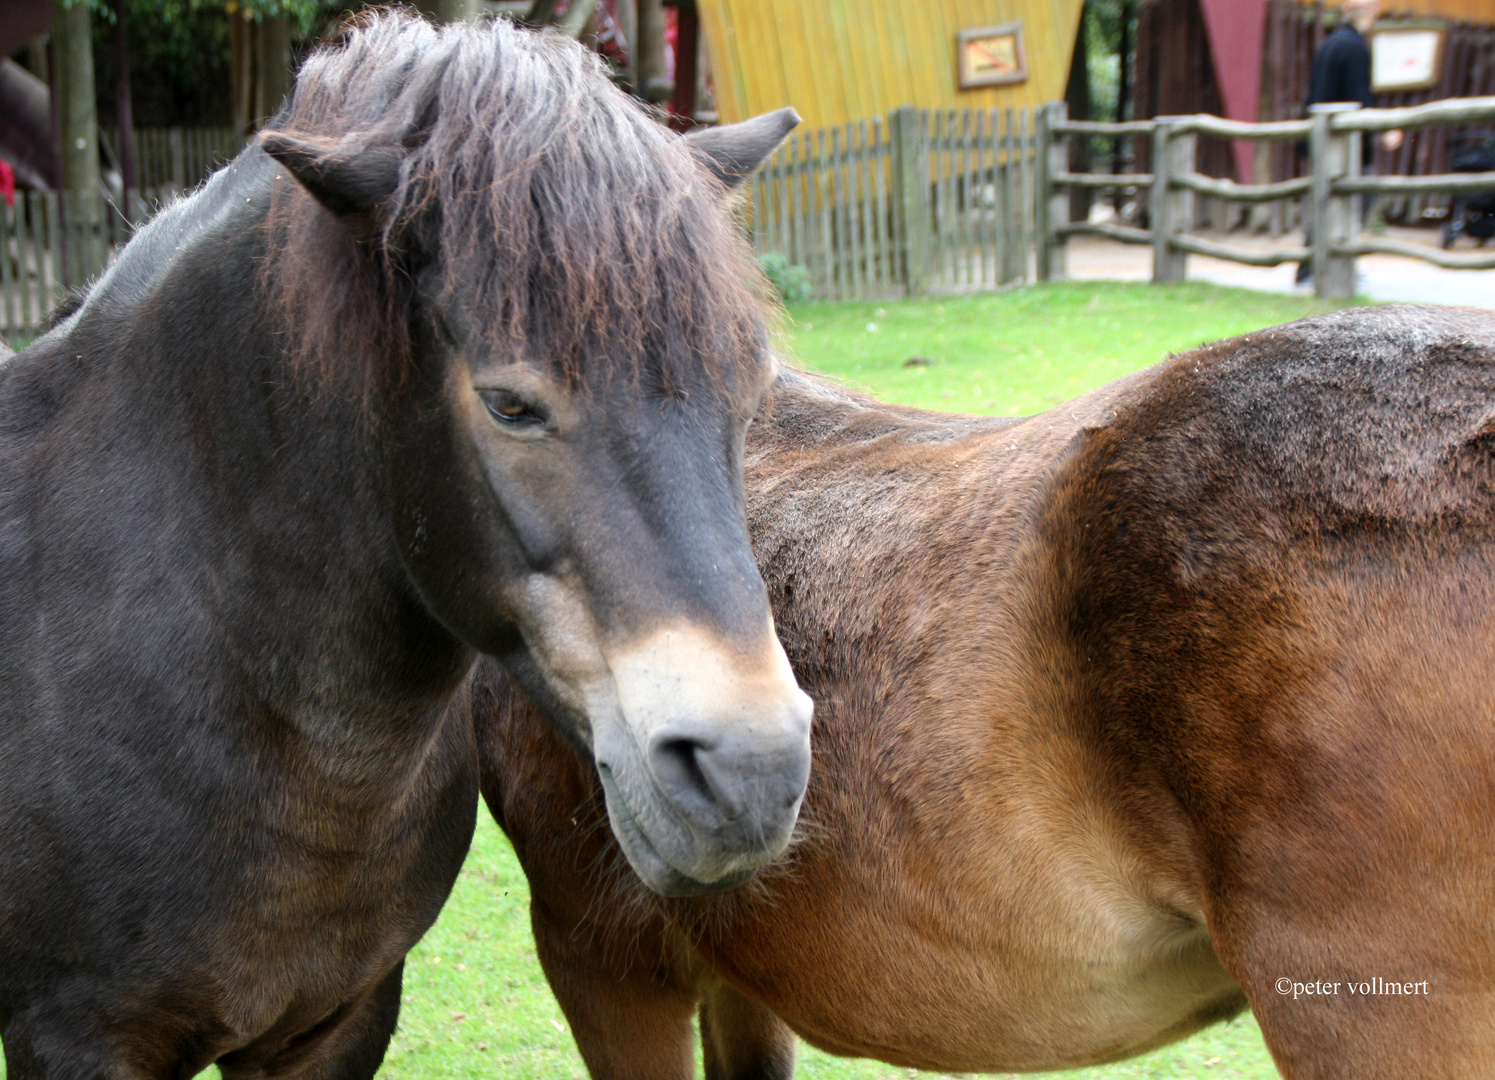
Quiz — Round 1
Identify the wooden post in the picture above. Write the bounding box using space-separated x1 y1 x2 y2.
668 0 699 131
1310 102 1359 301
635 0 671 104
1150 117 1193 284
614 0 638 90
557 0 598 37
168 128 184 192
111 0 136 220
255 15 293 123
998 109 1017 284
1035 101 1068 281
417 0 480 22
523 0 563 25
53 0 101 286
890 105 931 296
230 8 253 140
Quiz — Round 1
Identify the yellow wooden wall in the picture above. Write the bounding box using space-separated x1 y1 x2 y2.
697 0 1085 129
1296 0 1495 20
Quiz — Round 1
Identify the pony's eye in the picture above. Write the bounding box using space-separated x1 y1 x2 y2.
481 390 545 427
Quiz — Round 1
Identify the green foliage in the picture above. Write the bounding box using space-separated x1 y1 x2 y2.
90 0 232 126
1085 0 1132 58
1084 0 1136 124
757 251 811 303
62 0 313 28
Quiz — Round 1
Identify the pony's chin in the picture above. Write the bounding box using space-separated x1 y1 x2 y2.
596 767 761 897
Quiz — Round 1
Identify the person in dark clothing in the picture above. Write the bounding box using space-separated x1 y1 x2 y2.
1297 0 1403 283
1310 14 1376 113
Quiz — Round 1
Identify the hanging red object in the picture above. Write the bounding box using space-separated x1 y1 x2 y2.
1198 0 1269 183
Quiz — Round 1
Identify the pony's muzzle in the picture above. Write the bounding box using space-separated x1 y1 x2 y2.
647 699 813 832
596 622 813 895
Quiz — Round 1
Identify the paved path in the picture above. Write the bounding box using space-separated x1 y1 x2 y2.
1067 227 1495 308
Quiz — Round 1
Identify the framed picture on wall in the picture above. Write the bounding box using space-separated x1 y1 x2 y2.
957 22 1028 89
1371 22 1447 93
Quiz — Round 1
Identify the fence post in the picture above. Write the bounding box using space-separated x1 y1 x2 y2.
168 127 185 192
890 105 932 296
1035 101 1069 281
1150 118 1193 284
1309 102 1359 301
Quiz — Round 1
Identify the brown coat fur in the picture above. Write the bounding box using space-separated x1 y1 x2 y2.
478 305 1495 1079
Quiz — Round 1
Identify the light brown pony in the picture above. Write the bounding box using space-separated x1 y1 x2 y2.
478 304 1495 1080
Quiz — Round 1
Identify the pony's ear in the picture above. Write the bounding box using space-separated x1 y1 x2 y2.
685 107 800 190
260 132 405 221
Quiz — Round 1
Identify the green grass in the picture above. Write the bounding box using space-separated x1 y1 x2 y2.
775 280 1355 418
2 282 1366 1080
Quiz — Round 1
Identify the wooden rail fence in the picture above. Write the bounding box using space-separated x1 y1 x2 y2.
743 104 1041 300
1041 97 1495 300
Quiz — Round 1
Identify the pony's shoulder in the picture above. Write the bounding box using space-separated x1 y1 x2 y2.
0 331 85 440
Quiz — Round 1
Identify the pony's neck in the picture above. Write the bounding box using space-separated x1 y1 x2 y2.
43 149 472 753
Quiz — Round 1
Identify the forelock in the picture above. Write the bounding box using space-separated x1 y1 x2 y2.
267 11 771 405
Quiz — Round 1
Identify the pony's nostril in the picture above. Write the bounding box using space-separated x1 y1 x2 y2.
648 736 742 823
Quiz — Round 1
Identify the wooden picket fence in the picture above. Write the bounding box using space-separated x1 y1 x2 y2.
2 125 243 339
0 189 177 335
743 104 1041 300
103 127 246 191
3 109 1042 333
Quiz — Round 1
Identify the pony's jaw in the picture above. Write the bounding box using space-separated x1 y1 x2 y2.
595 766 760 898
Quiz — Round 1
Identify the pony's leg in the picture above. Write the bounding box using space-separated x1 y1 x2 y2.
1224 946 1495 1080
218 962 405 1080
531 898 699 1080
699 984 796 1080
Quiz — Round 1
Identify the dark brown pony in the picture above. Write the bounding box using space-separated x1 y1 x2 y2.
0 13 808 1079
480 304 1495 1080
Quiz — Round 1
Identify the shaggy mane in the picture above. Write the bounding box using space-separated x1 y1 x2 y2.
263 11 769 403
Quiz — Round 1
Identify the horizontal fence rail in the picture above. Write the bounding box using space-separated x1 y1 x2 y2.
1042 96 1495 297
744 104 1041 301
1333 95 1495 132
